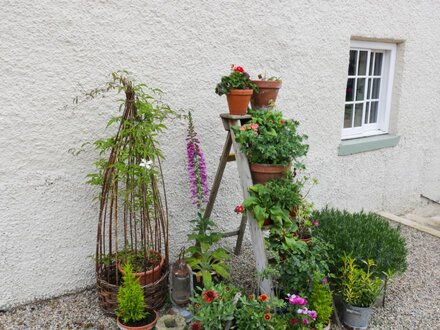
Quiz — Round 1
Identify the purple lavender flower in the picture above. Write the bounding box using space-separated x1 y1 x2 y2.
186 112 209 210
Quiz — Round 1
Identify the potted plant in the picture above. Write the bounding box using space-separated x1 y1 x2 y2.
215 65 257 115
251 74 282 110
117 250 164 285
232 110 309 184
284 292 319 329
184 112 230 289
242 174 303 228
339 256 383 330
308 274 333 330
190 283 240 330
235 293 285 329
116 263 159 330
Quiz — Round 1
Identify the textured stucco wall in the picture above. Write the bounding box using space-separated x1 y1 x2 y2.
1 0 439 309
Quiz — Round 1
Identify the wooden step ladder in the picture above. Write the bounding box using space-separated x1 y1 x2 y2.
203 113 272 295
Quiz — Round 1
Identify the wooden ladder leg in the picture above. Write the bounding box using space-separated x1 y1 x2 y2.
203 132 232 220
234 214 247 255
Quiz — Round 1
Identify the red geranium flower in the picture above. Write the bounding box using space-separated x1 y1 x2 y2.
234 66 245 73
203 290 218 303
234 205 244 214
192 321 201 330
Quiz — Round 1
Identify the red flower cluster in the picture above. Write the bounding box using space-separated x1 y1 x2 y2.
231 64 245 73
202 290 218 303
192 321 201 330
234 205 244 214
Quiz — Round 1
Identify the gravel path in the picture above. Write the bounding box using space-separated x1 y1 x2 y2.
1 225 439 330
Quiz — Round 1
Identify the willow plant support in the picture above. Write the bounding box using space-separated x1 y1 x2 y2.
95 79 169 314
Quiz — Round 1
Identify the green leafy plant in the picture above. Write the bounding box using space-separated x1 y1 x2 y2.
235 293 285 330
265 237 331 297
339 256 383 307
116 263 147 324
243 174 304 228
231 110 308 166
215 65 257 96
313 208 407 278
308 274 333 329
190 283 239 330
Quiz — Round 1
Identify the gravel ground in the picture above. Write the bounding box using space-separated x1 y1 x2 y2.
1 225 439 330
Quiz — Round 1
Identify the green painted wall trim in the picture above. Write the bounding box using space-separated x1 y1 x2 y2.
338 134 400 156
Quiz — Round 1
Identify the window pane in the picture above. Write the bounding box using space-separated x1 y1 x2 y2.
358 51 368 75
372 78 381 99
370 101 378 123
354 103 363 127
374 53 383 75
346 78 355 101
367 78 372 99
356 78 366 101
348 50 357 75
369 52 375 75
344 104 353 128
365 102 370 124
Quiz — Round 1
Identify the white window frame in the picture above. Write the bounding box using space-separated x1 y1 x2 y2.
342 40 397 140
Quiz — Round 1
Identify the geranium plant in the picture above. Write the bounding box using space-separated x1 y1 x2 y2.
215 65 257 96
184 112 230 287
285 293 318 329
231 110 309 167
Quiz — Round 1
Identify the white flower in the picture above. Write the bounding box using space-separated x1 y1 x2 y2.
140 159 153 170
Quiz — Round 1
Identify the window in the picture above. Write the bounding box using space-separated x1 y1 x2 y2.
342 40 396 139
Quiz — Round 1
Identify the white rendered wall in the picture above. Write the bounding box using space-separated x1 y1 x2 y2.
1 0 439 309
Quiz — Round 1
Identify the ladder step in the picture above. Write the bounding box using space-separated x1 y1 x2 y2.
221 229 240 237
226 153 236 162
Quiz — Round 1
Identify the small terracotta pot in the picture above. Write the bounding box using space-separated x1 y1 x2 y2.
118 250 164 285
263 218 272 226
117 309 159 330
226 89 253 115
251 80 282 110
250 163 290 184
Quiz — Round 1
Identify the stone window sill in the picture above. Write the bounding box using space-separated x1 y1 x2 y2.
338 134 400 156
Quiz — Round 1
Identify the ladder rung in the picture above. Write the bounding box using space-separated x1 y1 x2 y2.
221 229 240 237
226 153 236 162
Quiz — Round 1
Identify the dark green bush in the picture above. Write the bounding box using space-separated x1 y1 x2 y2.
313 208 407 277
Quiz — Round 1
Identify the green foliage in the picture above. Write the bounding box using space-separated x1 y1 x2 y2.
116 263 147 324
308 275 333 328
243 174 304 228
231 110 308 166
85 71 177 212
186 214 231 288
339 256 383 308
190 283 239 330
313 208 407 277
235 294 285 330
266 237 331 296
215 66 257 96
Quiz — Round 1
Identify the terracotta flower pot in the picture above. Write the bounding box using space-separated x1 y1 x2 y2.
250 163 290 184
117 309 159 330
250 80 282 110
118 250 164 286
226 89 253 115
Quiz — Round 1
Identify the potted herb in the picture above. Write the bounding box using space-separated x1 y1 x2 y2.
232 110 309 183
116 263 159 330
190 283 239 330
215 65 257 115
251 74 282 110
339 256 383 330
184 112 230 289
